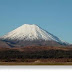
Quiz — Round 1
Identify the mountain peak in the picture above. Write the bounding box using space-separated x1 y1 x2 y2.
18 24 39 31
1 24 62 43
21 24 38 27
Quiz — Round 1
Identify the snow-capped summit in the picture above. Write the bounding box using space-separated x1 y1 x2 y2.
0 24 69 47
1 24 62 43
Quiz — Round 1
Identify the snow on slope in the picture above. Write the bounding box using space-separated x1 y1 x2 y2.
1 24 62 43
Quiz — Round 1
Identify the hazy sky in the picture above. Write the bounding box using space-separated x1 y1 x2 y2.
0 0 72 43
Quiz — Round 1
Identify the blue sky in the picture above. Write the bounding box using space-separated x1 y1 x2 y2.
0 0 72 43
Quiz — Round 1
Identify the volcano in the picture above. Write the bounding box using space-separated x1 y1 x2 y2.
0 24 68 47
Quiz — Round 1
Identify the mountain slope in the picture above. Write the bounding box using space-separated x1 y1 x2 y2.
1 24 61 41
0 24 68 47
0 40 10 48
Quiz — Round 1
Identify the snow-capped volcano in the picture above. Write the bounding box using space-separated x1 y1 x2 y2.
0 24 68 47
1 24 61 42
